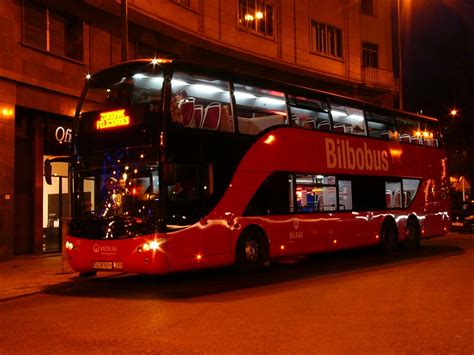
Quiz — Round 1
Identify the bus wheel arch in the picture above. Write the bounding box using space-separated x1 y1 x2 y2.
379 217 398 252
234 225 270 271
402 215 421 250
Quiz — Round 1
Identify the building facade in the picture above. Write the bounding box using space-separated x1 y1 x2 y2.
0 0 398 259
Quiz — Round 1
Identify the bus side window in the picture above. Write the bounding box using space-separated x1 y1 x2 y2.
295 174 337 212
243 172 291 216
287 94 330 131
330 100 366 136
171 72 233 132
365 109 396 140
395 116 420 144
234 83 287 135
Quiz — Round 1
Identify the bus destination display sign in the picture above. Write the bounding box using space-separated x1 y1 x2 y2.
96 109 130 130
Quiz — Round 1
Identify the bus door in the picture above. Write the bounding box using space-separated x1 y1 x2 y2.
335 178 380 247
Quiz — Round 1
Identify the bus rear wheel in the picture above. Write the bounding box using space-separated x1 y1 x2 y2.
401 219 421 250
235 230 269 272
380 219 398 252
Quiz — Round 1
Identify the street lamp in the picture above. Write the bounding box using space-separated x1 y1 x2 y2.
450 108 458 118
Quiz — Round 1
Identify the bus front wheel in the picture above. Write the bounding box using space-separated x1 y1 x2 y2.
235 229 269 272
380 219 398 252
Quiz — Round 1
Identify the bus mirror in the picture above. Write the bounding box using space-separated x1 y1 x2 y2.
44 159 52 185
44 156 72 185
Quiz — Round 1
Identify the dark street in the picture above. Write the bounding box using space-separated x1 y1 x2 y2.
0 233 473 354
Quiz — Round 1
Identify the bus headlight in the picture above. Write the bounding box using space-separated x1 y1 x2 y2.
139 239 164 253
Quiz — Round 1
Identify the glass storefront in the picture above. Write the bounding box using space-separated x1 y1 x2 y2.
42 159 69 252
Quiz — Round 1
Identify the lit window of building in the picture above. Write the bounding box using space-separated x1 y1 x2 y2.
361 0 375 16
311 21 343 59
362 42 379 68
238 0 275 38
23 1 83 61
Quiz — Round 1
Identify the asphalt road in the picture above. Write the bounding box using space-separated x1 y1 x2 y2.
0 233 473 354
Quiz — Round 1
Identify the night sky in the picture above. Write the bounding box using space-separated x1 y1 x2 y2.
400 0 474 183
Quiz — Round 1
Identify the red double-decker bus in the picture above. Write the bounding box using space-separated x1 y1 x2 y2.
47 59 450 275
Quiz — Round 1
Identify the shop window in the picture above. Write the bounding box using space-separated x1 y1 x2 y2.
296 174 337 212
311 21 343 59
288 94 331 130
362 42 379 68
23 1 83 61
365 108 396 140
171 72 233 132
234 83 287 135
238 0 275 38
244 172 291 216
330 100 366 136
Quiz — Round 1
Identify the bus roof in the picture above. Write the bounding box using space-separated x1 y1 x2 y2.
88 58 439 123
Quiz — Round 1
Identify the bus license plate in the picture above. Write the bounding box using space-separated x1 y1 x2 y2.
93 261 113 270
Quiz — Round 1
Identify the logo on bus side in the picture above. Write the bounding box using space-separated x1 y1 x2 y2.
325 138 389 172
92 243 117 254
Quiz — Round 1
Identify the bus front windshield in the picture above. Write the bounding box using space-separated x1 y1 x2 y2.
82 60 165 113
72 147 160 238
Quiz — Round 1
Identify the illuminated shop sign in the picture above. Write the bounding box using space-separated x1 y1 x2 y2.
96 109 130 130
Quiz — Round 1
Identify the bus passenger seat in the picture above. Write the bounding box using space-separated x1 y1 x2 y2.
399 134 411 143
194 105 204 128
393 190 401 208
201 102 221 130
218 104 234 132
317 120 330 131
334 123 346 133
178 98 195 127
385 190 393 208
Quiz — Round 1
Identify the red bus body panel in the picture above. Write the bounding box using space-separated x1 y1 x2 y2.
67 128 450 274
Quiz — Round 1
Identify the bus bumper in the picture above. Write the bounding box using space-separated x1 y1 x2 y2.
65 235 169 275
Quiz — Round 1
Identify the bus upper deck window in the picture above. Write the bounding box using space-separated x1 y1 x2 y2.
170 72 233 132
330 101 366 136
234 83 287 135
288 94 330 131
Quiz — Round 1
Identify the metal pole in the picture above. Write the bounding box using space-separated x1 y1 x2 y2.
397 0 404 110
121 0 128 62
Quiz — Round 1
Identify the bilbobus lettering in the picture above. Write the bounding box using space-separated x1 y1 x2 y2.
325 138 389 172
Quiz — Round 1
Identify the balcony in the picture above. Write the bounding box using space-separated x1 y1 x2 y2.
361 67 398 91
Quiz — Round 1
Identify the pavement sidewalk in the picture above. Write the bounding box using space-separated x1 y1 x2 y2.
0 254 79 302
